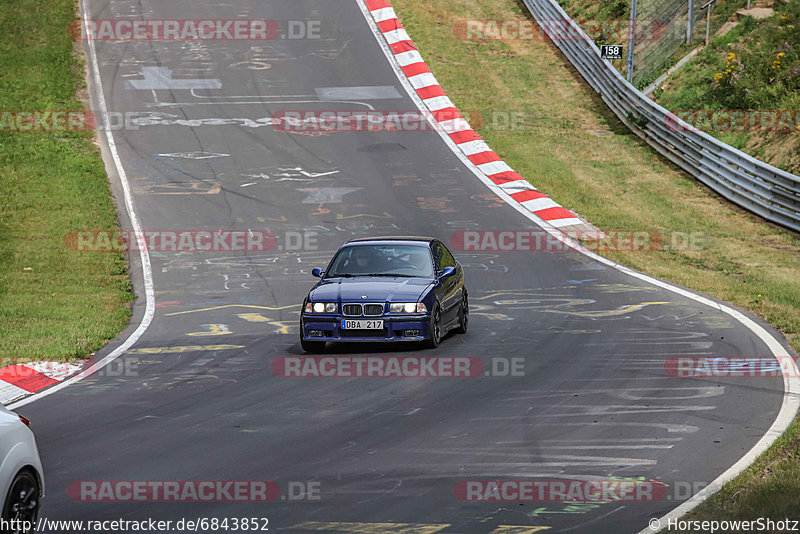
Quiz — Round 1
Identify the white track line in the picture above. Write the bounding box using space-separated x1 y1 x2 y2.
8 0 155 410
354 1 800 529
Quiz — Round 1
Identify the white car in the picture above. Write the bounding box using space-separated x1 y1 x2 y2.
0 405 43 533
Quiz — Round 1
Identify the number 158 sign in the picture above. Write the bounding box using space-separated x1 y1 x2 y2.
600 45 623 59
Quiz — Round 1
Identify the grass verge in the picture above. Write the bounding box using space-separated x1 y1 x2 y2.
393 0 800 522
656 3 800 174
0 0 133 364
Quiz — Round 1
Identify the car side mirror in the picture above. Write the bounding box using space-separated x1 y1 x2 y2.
311 268 324 278
438 266 456 279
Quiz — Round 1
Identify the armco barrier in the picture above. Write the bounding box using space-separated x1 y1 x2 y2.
521 0 800 233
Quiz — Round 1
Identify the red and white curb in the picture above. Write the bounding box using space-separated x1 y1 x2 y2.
365 0 595 233
0 362 82 404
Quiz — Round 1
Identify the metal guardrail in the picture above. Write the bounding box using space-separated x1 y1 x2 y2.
521 0 800 233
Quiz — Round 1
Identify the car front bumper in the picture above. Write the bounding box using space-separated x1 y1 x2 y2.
301 314 431 342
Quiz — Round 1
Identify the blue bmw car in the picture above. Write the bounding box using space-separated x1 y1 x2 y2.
300 237 468 352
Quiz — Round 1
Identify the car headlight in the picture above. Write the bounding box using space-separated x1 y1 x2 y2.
389 302 427 313
305 302 337 313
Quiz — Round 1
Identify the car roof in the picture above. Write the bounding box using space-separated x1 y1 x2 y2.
343 236 436 247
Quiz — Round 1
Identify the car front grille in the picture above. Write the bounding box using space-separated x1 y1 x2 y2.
342 303 384 316
342 304 363 316
363 304 383 316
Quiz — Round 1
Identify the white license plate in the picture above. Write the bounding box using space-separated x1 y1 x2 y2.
341 319 383 330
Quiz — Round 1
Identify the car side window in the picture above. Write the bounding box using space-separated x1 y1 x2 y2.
433 241 456 270
440 243 457 269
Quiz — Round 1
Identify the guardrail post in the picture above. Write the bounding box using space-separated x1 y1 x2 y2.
687 0 694 43
626 0 638 82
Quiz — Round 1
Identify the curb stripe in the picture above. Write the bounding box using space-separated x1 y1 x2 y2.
395 50 424 66
383 29 411 45
535 206 579 221
457 140 492 156
449 130 481 145
401 63 431 78
488 171 526 185
370 7 397 22
365 1 590 231
389 41 417 54
439 119 472 135
498 180 536 192
476 161 514 175
511 190 547 203
416 85 446 100
422 96 456 112
407 72 439 89
520 197 560 212
0 361 82 401
467 152 503 166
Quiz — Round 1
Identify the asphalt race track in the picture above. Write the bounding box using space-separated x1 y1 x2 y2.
16 0 795 532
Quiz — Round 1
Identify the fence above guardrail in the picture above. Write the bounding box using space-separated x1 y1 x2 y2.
520 0 800 233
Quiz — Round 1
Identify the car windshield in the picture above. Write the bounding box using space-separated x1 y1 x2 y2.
326 244 435 278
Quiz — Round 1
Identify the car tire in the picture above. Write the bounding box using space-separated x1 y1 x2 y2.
2 468 39 533
423 304 442 349
300 337 326 353
454 292 468 335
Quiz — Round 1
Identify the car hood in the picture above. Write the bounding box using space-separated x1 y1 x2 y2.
310 277 433 302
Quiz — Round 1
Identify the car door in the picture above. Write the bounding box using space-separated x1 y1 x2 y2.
432 241 462 325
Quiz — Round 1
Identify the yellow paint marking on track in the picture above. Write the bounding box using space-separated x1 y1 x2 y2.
125 345 244 354
267 320 293 334
490 527 550 533
145 182 221 195
187 324 232 336
473 291 550 300
290 522 450 534
236 313 295 333
237 313 271 322
335 212 393 220
550 301 669 318
164 304 297 316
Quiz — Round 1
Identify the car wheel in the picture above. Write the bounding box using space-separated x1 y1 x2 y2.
424 304 442 349
2 469 39 533
300 337 326 353
454 292 468 334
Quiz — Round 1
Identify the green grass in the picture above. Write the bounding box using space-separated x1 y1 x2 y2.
0 0 133 363
393 0 800 521
655 3 800 174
